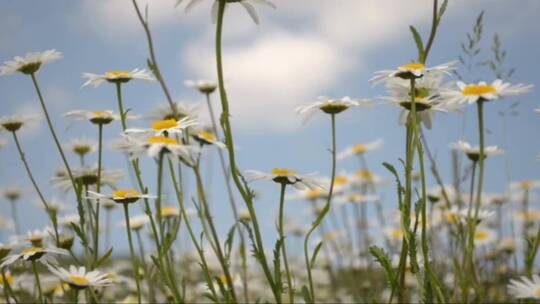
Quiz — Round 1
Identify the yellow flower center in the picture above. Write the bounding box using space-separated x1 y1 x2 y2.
271 168 297 176
352 144 367 154
197 131 217 142
92 111 109 117
521 181 534 190
68 275 90 286
112 189 140 198
356 170 373 180
105 71 130 78
21 247 44 255
161 206 178 217
535 288 540 297
391 228 403 239
462 84 496 96
0 273 14 285
347 194 363 202
445 213 458 223
474 230 489 241
146 136 178 145
305 189 324 199
400 63 424 70
151 119 177 131
334 176 348 185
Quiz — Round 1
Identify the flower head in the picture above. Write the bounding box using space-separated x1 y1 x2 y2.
51 165 123 192
82 69 154 87
296 96 370 118
48 265 112 289
337 139 383 160
370 61 455 84
508 275 540 299
64 137 97 157
444 80 533 104
245 168 323 190
125 117 198 137
449 140 503 161
87 189 155 205
192 130 226 148
63 110 129 125
177 0 276 25
0 50 62 76
185 79 217 94
147 102 199 121
0 246 69 268
115 134 200 165
0 114 39 132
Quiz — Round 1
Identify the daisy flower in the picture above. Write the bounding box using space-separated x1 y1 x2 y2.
287 188 327 201
381 75 462 129
58 214 81 227
125 117 198 136
508 275 540 299
473 227 496 246
82 69 154 87
0 186 25 202
0 246 69 268
335 193 380 206
449 140 503 162
177 0 276 25
352 169 386 187
115 135 200 165
147 102 199 121
86 189 155 205
160 206 180 219
444 79 533 105
25 229 50 247
509 180 540 191
0 50 62 76
63 110 128 125
0 114 39 132
337 139 383 160
51 165 123 192
192 130 226 148
185 79 217 94
245 168 323 189
64 137 97 157
296 96 370 116
120 214 149 231
370 61 455 84
48 265 112 289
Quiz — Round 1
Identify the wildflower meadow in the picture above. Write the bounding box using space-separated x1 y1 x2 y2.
0 0 539 303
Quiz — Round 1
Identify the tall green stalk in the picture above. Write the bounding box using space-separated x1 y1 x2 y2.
93 123 103 266
31 260 43 304
303 113 337 302
214 1 278 301
122 203 142 304
278 183 294 303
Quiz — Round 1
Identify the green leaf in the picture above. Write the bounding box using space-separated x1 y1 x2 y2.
301 285 313 304
95 247 114 268
369 245 397 290
409 25 425 62
224 224 237 261
437 0 449 25
310 241 324 267
272 238 283 296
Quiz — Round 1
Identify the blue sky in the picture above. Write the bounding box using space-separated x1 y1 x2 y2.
1 0 539 253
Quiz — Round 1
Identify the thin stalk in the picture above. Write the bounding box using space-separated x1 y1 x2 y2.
105 209 111 250
193 164 238 302
93 123 104 266
304 113 338 302
214 1 278 301
278 183 294 303
2 269 18 304
31 260 43 304
9 201 20 235
409 78 433 299
115 83 127 131
122 203 142 304
167 159 218 299
136 229 156 302
11 131 59 244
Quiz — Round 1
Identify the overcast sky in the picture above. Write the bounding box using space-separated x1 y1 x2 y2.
1 0 539 253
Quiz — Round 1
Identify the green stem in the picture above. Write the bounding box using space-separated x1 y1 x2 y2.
278 183 294 303
10 201 20 236
31 260 43 304
11 131 60 245
115 83 127 131
409 78 433 299
93 124 103 266
136 229 156 302
122 203 142 304
214 1 278 301
304 113 337 302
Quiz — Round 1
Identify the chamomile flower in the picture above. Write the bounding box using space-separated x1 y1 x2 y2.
510 180 540 191
86 189 155 205
337 139 383 160
473 228 497 246
58 214 81 227
287 188 326 201
185 79 217 94
177 0 276 25
82 69 154 87
508 275 540 299
160 206 180 219
120 214 148 231
335 193 380 206
370 61 455 84
0 186 25 202
245 168 323 190
115 135 200 165
48 265 112 289
352 169 386 187
51 165 123 192
0 114 39 132
25 229 50 247
192 130 226 148
296 96 370 117
0 246 69 268
449 140 503 161
147 102 199 121
64 137 97 157
125 117 198 136
63 109 131 125
0 50 62 76
444 80 533 105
